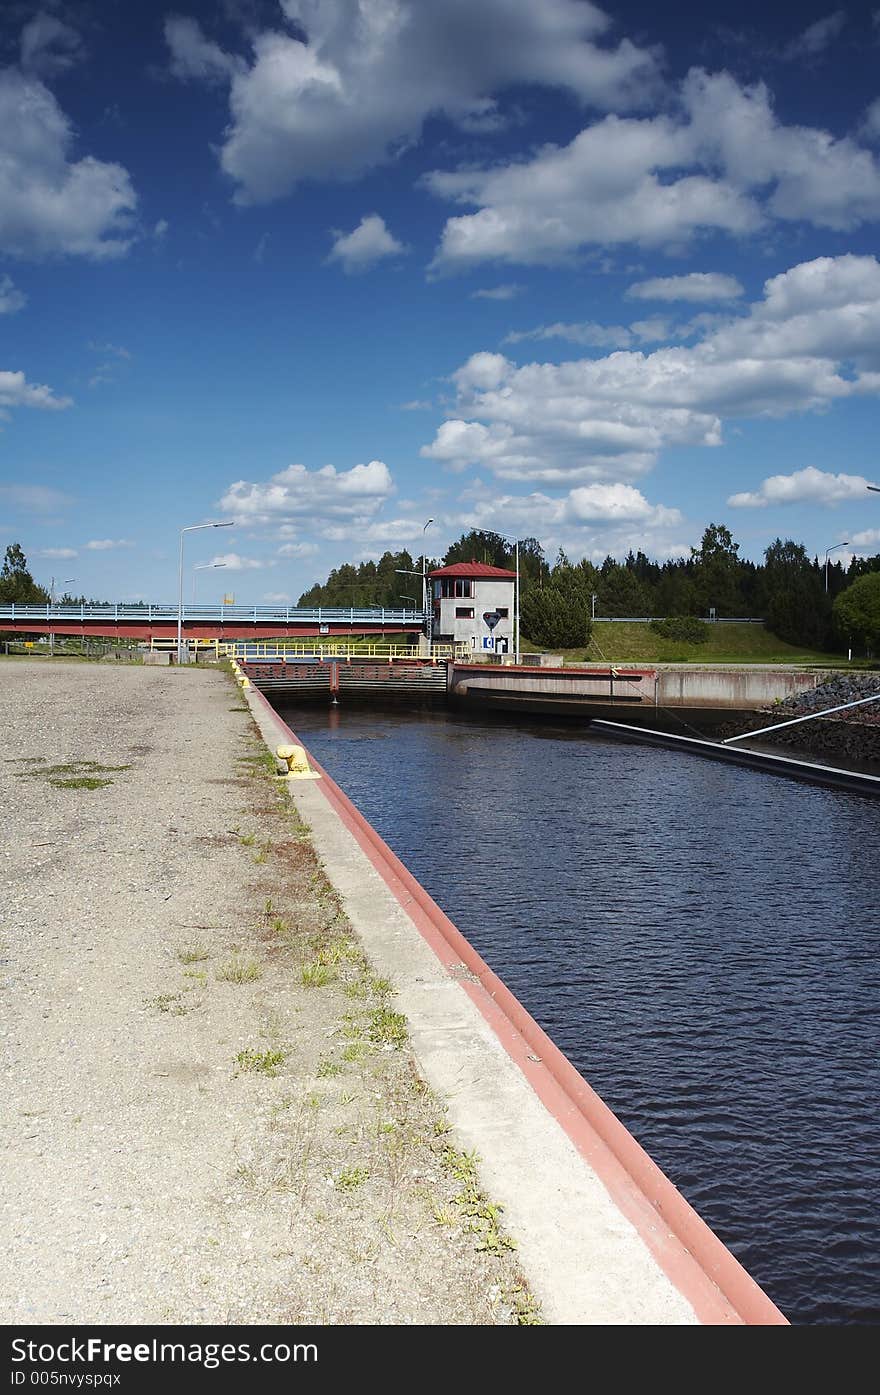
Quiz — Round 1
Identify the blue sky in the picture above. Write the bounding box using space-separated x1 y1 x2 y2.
2 0 880 603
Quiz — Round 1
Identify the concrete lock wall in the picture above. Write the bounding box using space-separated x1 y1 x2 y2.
655 667 821 708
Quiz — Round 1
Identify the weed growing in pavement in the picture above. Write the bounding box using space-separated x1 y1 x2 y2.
301 961 335 988
148 992 193 1016
367 1006 408 1048
235 1047 286 1077
217 955 262 984
316 1059 343 1078
336 1166 369 1191
178 945 209 964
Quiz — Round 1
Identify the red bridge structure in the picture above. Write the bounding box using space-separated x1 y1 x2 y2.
0 602 425 643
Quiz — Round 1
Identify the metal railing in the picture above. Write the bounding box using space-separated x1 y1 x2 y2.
224 640 469 661
0 602 426 624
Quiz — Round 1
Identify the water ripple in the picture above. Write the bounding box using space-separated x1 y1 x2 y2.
284 703 880 1325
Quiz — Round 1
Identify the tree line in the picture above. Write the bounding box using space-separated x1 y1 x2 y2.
298 525 880 654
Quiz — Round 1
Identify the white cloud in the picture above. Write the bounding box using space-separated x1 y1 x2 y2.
277 541 319 557
0 275 27 315
164 15 244 84
400 399 434 411
851 528 880 546
728 466 873 508
0 484 72 512
784 11 846 61
442 481 688 562
429 67 880 269
220 459 395 525
37 546 78 559
20 12 85 78
471 284 524 301
629 317 672 343
0 68 137 260
863 100 880 144
210 552 264 570
263 591 292 603
0 370 71 419
165 1 661 203
626 272 744 303
154 218 169 239
505 321 633 348
422 254 880 485
85 539 134 551
327 214 407 273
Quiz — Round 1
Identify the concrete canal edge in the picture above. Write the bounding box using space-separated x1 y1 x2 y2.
241 679 788 1326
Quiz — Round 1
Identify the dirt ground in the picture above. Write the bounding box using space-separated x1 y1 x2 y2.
0 660 536 1325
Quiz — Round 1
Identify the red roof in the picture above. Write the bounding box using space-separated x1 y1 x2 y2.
429 561 516 579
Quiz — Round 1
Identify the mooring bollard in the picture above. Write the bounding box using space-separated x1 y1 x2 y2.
275 743 321 781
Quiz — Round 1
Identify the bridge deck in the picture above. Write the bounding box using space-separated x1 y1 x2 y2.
0 602 426 641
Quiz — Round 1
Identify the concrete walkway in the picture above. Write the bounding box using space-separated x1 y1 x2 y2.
0 661 530 1324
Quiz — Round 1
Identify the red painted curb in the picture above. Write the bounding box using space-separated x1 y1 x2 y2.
247 683 788 1326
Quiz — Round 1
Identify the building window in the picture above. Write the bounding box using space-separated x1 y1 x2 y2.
455 606 474 619
440 578 473 598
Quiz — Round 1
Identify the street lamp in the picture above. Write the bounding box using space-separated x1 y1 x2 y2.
177 522 233 663
192 561 227 604
49 576 76 656
824 541 850 594
868 485 880 492
421 519 434 636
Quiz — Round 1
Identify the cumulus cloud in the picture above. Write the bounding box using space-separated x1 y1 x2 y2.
421 254 880 484
851 528 880 546
20 11 85 78
0 275 27 315
626 272 744 303
220 459 395 525
443 481 688 562
429 68 880 268
165 0 661 203
85 538 134 550
0 68 137 260
727 466 873 508
327 214 407 273
0 370 71 420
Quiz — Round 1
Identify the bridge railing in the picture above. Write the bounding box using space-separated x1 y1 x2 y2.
0 603 426 624
225 641 469 661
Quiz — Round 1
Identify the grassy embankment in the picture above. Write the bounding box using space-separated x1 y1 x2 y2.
521 622 860 667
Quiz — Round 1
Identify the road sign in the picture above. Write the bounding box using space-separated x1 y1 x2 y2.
481 636 495 650
483 611 501 630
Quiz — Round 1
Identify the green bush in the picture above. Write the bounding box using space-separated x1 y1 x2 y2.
649 616 710 644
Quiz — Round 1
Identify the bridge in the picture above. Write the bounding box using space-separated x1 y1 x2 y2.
0 602 426 641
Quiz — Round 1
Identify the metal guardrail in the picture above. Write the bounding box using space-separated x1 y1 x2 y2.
0 603 426 624
225 641 468 661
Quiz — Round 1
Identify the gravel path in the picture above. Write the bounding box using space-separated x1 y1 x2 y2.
0 661 529 1325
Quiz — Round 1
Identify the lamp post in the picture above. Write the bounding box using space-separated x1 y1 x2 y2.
49 576 75 657
868 485 880 492
177 522 232 663
422 518 434 646
824 541 849 594
192 561 226 604
493 531 521 665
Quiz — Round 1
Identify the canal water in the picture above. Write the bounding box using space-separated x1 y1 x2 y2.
279 702 879 1326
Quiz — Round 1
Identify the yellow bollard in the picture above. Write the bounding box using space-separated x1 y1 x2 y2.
275 743 321 781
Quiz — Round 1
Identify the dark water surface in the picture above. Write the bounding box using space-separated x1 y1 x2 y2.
280 702 879 1325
